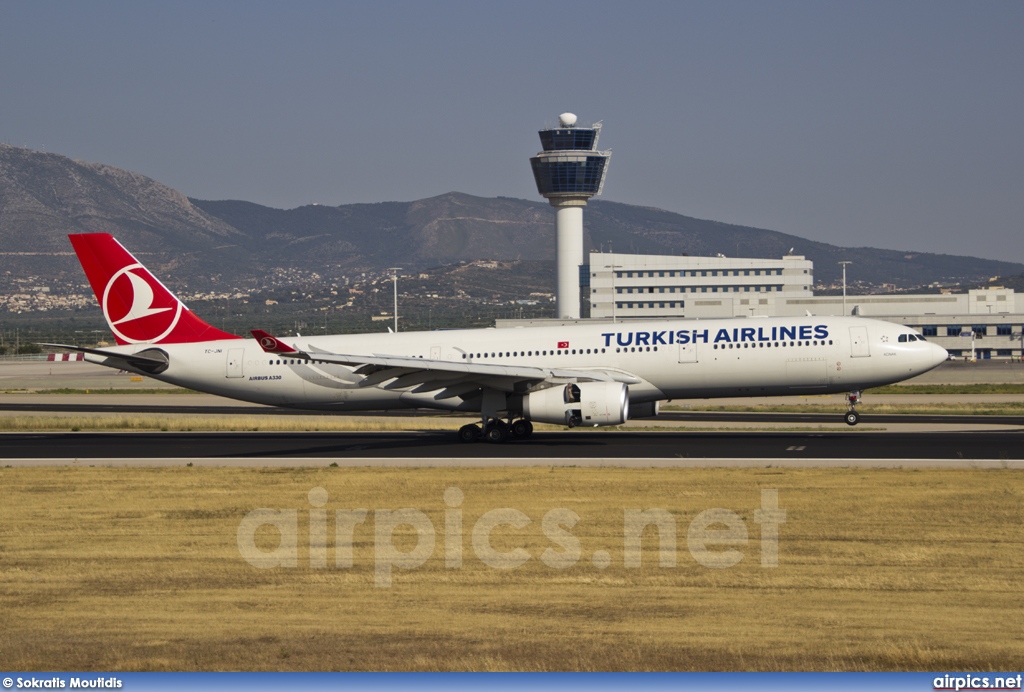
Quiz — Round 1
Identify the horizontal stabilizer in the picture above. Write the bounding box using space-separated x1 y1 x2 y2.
38 344 170 374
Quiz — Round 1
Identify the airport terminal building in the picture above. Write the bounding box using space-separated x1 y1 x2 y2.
504 252 1024 360
586 252 816 319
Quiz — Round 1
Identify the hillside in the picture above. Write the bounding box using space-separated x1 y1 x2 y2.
0 144 246 287
3 144 1022 295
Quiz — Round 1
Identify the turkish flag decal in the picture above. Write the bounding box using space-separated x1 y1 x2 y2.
557 341 569 349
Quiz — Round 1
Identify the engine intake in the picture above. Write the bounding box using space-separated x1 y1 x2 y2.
522 382 629 427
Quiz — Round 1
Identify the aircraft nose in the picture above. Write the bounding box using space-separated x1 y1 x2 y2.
930 342 948 367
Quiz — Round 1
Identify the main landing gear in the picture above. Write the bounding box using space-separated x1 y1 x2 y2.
845 390 862 426
458 418 534 443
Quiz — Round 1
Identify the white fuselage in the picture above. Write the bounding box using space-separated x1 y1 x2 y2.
87 315 947 414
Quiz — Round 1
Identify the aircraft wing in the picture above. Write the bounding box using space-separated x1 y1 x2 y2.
250 330 641 396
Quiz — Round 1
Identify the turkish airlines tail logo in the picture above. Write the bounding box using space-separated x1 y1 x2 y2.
111 269 172 325
70 234 241 345
102 263 182 343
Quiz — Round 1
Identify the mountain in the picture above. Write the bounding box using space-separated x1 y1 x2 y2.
3 144 1022 294
0 144 247 286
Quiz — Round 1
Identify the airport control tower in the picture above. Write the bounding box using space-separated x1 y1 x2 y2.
530 113 611 319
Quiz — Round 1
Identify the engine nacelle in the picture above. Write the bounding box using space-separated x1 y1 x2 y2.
522 382 629 427
629 400 660 419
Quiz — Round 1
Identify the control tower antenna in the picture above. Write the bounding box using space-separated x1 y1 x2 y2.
530 112 611 319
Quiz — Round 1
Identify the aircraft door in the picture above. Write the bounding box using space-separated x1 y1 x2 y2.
678 342 698 363
226 348 245 378
430 345 442 360
849 327 870 358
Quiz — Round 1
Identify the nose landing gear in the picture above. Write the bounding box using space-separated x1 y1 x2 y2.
845 391 862 426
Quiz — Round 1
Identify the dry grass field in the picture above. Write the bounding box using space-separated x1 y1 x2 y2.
0 466 1021 671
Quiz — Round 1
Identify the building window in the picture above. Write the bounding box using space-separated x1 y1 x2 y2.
922 326 938 337
997 325 1012 336
947 326 961 336
973 326 988 336
997 350 1012 357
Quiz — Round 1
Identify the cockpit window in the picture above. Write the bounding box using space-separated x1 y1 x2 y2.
899 333 926 343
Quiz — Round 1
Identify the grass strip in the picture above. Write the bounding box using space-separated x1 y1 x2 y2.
867 383 1024 394
1 466 1020 671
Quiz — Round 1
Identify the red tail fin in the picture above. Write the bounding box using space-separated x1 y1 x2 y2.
69 233 241 345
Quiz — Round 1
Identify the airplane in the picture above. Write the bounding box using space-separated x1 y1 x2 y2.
46 233 948 442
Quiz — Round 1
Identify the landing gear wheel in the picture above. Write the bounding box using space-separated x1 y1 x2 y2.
458 423 482 443
845 410 860 426
484 421 509 443
510 419 533 439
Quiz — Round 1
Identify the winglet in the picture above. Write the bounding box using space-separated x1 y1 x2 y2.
251 330 299 354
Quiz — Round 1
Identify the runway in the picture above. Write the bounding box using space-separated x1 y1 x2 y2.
2 399 1023 426
3 429 1023 466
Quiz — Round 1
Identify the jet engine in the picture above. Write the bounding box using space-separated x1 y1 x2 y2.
521 382 629 427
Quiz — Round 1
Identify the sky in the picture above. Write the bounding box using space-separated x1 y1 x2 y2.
2 1 1022 263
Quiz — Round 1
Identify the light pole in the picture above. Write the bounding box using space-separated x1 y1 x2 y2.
838 261 852 315
608 259 622 323
388 268 401 333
